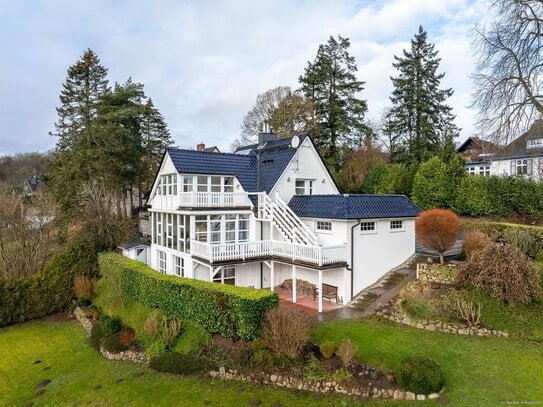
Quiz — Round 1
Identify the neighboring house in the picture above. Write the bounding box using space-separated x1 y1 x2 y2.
142 133 420 312
458 120 543 180
22 175 47 197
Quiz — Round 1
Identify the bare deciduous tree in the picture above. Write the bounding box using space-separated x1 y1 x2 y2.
472 0 543 143
0 186 57 279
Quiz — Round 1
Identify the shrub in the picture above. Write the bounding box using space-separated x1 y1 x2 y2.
261 307 310 360
0 239 99 327
303 354 352 382
144 310 161 338
448 291 481 327
89 323 102 350
412 157 450 209
119 328 137 346
462 230 492 260
149 351 208 375
416 209 460 264
161 316 182 348
457 242 542 306
395 356 445 395
336 338 357 368
251 348 275 368
100 253 278 339
100 315 122 337
102 333 129 353
400 294 435 320
453 176 492 216
319 340 335 359
73 275 97 301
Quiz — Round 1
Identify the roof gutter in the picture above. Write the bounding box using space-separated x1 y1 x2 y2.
348 219 362 300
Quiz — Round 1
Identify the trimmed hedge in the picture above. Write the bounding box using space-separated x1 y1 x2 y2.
0 239 99 327
99 253 279 339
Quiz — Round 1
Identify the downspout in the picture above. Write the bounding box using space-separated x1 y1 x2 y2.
348 219 362 299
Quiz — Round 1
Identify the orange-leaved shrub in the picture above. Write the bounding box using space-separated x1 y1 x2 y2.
416 209 460 264
261 307 310 360
457 242 542 306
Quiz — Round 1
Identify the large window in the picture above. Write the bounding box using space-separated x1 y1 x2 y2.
190 175 237 193
158 251 167 274
182 176 193 192
194 214 249 244
157 174 177 196
295 179 314 195
153 213 190 252
213 266 235 285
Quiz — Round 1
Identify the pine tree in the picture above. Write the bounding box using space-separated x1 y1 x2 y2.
384 26 459 165
299 35 368 171
139 98 173 204
49 49 110 215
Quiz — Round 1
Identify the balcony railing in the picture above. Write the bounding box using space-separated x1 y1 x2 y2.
179 192 251 208
191 240 347 267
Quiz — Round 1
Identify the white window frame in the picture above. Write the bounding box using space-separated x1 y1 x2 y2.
360 221 377 234
516 159 528 175
173 255 184 277
316 220 332 233
390 220 405 232
467 167 476 176
212 266 235 285
528 138 543 148
295 179 314 195
158 250 167 274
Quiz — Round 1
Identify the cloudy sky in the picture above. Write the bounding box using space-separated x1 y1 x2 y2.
0 0 489 155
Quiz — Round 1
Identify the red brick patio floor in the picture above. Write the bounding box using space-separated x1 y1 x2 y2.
274 286 342 315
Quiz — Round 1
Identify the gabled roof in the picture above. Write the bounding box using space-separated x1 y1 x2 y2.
494 120 543 159
166 134 310 194
118 238 150 250
167 148 257 192
288 194 420 220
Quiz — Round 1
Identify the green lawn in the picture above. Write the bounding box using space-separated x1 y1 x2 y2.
312 317 543 406
0 319 355 406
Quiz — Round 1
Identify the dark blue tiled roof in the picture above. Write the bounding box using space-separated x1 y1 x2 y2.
167 135 307 194
288 194 420 220
167 148 257 192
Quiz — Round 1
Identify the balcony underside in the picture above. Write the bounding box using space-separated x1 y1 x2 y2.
191 254 347 270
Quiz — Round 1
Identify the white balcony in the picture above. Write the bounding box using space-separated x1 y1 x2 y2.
191 240 347 267
179 192 252 208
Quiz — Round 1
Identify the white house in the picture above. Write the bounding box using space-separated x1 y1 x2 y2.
459 120 543 180
144 133 420 312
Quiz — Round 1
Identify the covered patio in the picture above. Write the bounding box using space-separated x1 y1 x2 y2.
274 286 342 315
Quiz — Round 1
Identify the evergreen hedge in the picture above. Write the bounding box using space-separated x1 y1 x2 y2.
0 239 99 326
99 253 278 339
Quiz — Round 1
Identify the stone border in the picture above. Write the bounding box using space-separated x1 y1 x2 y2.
416 262 457 284
74 307 149 365
376 309 508 337
209 367 444 401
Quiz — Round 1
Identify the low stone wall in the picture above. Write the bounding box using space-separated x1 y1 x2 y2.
74 307 150 365
376 309 508 337
209 367 443 401
73 306 93 336
416 263 457 284
100 346 149 365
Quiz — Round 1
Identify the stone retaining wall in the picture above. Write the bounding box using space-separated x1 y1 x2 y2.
416 263 457 284
376 309 508 337
74 307 150 365
209 367 443 401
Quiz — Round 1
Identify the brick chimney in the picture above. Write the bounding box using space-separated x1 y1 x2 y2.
196 143 205 151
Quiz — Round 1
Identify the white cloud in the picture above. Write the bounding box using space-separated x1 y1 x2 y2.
0 0 486 154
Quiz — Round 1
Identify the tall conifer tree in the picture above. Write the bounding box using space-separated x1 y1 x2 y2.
299 35 368 171
384 26 459 165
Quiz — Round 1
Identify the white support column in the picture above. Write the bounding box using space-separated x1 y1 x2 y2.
292 265 297 303
270 261 275 292
209 266 214 282
318 269 323 313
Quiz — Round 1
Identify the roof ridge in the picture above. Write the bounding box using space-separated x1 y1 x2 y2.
167 147 253 158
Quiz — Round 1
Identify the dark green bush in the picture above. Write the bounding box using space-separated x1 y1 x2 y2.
100 315 122 337
0 239 99 327
102 333 130 353
90 323 102 350
100 253 278 339
149 351 209 375
319 340 335 359
453 176 492 216
396 356 445 395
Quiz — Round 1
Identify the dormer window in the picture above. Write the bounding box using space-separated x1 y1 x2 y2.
527 138 543 148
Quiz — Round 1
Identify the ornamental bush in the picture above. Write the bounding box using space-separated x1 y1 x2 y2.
416 209 460 264
395 356 445 395
99 253 278 340
149 351 209 375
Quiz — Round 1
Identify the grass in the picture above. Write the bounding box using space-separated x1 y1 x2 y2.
312 317 543 406
399 294 436 320
0 319 357 406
